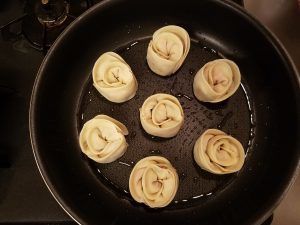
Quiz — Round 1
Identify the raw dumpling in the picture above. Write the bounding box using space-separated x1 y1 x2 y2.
129 156 179 208
92 52 138 103
193 129 245 174
79 115 128 163
193 59 241 102
140 93 184 138
146 25 190 76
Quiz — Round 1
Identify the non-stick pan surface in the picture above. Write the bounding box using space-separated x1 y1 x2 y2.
30 0 300 225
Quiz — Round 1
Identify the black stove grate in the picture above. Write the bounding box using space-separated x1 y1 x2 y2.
0 0 95 53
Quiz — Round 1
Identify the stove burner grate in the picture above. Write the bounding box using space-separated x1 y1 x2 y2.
0 0 95 52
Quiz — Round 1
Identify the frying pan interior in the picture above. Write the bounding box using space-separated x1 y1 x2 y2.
30 0 300 225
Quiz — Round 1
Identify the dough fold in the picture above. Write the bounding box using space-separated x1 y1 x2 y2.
129 156 179 208
146 25 190 76
193 59 241 102
193 129 245 174
92 52 138 103
140 94 184 138
79 115 128 163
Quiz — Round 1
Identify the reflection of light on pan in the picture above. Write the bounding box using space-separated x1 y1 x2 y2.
192 194 204 199
118 161 131 167
240 82 256 156
240 83 252 111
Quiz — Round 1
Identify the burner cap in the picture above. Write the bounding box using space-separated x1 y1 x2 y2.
35 0 69 28
21 0 91 51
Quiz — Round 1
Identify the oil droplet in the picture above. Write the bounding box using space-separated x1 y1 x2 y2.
118 161 131 167
149 149 162 155
192 194 203 199
250 130 255 138
170 77 193 100
179 172 187 180
175 93 193 101
250 114 256 126
130 41 139 47
197 42 219 55
150 136 164 141
210 49 217 54
215 109 223 116
240 83 253 112
247 140 252 149
189 68 195 75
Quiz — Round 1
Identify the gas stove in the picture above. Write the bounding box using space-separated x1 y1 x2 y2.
0 0 299 224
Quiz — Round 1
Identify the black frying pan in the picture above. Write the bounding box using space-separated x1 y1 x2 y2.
29 0 300 224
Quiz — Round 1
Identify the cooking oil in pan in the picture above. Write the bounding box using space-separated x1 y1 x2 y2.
78 38 256 207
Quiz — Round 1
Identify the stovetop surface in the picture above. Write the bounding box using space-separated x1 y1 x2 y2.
0 0 97 223
0 0 299 224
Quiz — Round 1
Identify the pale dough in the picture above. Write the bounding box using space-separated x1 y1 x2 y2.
193 59 241 102
193 129 245 174
79 115 128 163
140 93 184 138
129 156 179 208
146 25 190 76
92 52 138 103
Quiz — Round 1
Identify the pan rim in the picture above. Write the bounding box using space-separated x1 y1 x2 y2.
29 0 300 224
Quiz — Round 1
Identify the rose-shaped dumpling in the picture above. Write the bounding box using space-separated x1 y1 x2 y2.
194 129 245 174
92 52 138 103
146 25 190 76
129 156 179 208
193 59 241 102
79 115 128 163
140 94 184 138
